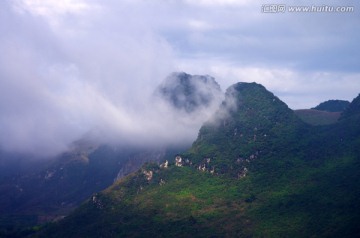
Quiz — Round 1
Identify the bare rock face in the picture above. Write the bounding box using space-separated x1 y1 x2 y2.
175 156 183 167
143 170 153 181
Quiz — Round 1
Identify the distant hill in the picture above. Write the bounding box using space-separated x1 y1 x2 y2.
34 83 360 237
312 99 350 112
295 99 350 125
294 109 341 125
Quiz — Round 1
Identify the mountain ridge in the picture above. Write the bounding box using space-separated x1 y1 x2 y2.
33 83 360 237
312 99 350 112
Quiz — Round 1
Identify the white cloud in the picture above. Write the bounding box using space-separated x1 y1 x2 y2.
0 0 177 156
187 19 213 31
18 0 91 15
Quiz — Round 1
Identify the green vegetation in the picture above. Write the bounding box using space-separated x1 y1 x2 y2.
33 83 360 237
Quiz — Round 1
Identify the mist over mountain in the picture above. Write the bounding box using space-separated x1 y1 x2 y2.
1 1 360 236
32 83 360 237
0 72 222 234
0 70 222 158
1 0 359 157
156 72 222 113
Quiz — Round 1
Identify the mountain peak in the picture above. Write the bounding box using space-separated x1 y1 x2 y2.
216 82 297 125
189 82 305 176
156 72 222 113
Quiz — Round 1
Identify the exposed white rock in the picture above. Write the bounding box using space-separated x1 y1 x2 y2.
143 170 153 181
198 164 207 172
160 160 169 169
175 156 183 167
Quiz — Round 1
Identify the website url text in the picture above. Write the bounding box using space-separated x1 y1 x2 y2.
261 5 355 13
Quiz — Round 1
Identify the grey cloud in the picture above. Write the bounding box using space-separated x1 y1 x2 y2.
0 1 202 156
161 0 360 73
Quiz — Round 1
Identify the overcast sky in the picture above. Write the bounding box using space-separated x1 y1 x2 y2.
1 0 359 156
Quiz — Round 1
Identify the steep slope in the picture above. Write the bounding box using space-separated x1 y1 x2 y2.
0 143 186 237
0 145 137 226
188 82 307 177
340 93 360 120
33 84 360 238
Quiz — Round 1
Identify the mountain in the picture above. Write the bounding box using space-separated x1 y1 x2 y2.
312 99 350 112
156 72 222 113
295 99 350 126
0 72 221 236
294 109 341 125
0 142 188 237
188 82 307 177
33 83 360 237
0 144 160 229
